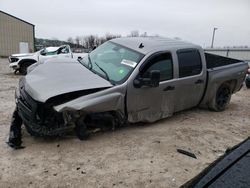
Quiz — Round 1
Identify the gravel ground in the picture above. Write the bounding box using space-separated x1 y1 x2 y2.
0 58 249 188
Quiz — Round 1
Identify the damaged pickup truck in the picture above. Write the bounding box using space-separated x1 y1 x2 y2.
15 37 248 139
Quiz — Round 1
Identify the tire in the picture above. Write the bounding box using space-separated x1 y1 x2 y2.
24 124 43 137
19 62 32 75
245 78 250 88
209 83 232 112
75 119 90 140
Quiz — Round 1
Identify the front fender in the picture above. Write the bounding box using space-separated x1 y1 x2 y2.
54 92 125 114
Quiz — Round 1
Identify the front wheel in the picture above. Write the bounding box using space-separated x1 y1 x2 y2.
209 83 232 112
19 62 33 75
75 118 90 140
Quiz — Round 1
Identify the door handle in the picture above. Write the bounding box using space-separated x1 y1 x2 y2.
195 79 204 84
163 86 175 91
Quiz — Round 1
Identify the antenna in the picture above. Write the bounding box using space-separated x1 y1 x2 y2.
139 43 144 48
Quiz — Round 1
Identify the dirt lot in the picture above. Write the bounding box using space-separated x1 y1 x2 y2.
0 58 249 188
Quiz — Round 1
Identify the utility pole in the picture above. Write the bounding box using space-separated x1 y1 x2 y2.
211 27 218 48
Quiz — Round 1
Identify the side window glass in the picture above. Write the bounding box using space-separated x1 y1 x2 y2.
40 49 46 56
61 47 69 54
177 49 202 78
141 53 173 81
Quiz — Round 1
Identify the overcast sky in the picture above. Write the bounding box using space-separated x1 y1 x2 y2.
1 0 250 47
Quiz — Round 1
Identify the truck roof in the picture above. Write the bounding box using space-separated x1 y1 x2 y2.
111 37 201 55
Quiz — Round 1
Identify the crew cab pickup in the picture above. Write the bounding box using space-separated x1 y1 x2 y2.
15 37 248 139
9 45 73 74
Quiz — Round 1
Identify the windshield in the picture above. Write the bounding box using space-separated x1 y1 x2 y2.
78 41 144 84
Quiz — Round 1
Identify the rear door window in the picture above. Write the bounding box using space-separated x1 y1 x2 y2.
177 49 202 78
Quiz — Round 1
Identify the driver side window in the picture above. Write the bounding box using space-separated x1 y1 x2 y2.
141 53 173 81
60 46 69 54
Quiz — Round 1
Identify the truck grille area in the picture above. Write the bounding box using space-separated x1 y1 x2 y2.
17 87 68 136
18 88 37 123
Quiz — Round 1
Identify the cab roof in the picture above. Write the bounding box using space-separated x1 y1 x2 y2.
111 37 201 55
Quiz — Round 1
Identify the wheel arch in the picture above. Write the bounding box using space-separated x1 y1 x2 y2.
224 79 237 93
19 59 37 66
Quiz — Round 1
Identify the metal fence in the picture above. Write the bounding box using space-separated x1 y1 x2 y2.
205 48 250 62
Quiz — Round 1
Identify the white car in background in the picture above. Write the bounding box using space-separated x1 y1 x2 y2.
9 45 73 74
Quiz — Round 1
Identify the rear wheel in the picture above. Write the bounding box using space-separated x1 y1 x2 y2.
209 83 232 111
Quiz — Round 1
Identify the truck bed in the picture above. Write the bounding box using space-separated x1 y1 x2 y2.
205 53 242 69
199 55 248 107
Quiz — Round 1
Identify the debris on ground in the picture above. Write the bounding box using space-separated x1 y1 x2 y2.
177 149 197 159
153 140 161 143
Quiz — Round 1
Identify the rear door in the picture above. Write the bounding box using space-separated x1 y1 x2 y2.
174 49 206 112
127 52 177 123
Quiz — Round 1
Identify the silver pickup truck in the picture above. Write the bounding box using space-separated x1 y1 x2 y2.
15 37 248 139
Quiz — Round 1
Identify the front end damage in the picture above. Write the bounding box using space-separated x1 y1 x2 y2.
16 79 126 138
17 85 68 136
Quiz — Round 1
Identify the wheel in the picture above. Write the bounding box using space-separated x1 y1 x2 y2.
19 62 32 75
209 83 232 112
75 119 90 140
245 77 250 88
24 124 43 137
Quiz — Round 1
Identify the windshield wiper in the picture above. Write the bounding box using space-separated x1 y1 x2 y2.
88 53 93 69
94 61 110 81
77 58 90 70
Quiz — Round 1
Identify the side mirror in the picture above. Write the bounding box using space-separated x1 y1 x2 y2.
77 56 83 60
134 70 160 88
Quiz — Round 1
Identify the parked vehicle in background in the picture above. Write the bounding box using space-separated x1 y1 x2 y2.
15 37 248 139
9 45 73 74
245 62 250 88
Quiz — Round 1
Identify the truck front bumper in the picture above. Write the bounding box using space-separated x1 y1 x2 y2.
9 62 19 70
16 86 70 137
9 56 20 70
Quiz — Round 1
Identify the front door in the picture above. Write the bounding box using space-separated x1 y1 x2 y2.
127 52 176 123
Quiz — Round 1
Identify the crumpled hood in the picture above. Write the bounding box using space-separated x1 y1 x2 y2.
24 59 113 102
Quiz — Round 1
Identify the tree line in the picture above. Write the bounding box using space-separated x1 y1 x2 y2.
66 30 150 49
35 30 152 51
